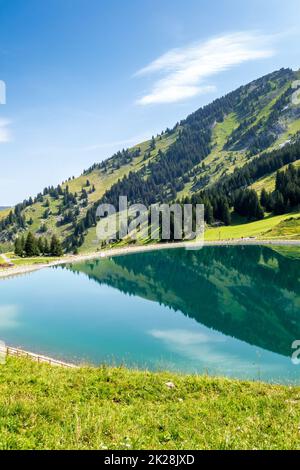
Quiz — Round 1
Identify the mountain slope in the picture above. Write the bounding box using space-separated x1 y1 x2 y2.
1 67 300 253
0 131 178 247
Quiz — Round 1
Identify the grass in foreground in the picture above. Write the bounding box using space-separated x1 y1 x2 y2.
0 357 300 450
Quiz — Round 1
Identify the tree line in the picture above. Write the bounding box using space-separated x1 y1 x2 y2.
67 139 300 251
14 232 63 258
260 164 300 214
184 158 300 227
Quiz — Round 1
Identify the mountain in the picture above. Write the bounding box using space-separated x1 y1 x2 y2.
1 67 300 253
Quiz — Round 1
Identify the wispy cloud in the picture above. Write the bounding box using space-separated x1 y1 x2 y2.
135 32 275 105
0 305 19 329
81 134 150 152
0 118 12 143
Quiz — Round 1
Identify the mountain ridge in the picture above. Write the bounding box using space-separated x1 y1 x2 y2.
1 67 300 252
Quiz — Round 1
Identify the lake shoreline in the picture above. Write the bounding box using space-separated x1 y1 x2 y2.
1 238 300 279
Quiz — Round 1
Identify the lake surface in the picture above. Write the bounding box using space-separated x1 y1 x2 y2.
1 246 300 383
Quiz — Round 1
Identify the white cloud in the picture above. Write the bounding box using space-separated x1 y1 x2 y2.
0 305 19 329
149 328 231 365
135 32 275 105
0 118 12 143
150 329 225 346
81 134 150 152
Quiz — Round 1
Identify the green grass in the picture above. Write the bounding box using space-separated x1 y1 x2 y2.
0 255 7 266
205 212 300 241
262 217 300 240
178 85 300 199
0 208 11 221
5 255 60 266
63 132 178 201
80 212 300 254
177 113 246 198
23 197 69 239
269 118 300 152
1 356 300 450
250 81 291 127
0 253 61 269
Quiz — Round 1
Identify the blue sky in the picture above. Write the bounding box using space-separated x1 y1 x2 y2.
0 0 299 205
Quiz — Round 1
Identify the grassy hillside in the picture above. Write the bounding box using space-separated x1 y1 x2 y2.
77 212 300 253
205 212 300 241
0 208 10 220
251 159 300 194
0 131 177 251
177 113 247 199
61 132 178 202
1 356 300 450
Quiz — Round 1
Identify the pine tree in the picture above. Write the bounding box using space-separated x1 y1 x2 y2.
221 200 231 226
205 201 214 225
272 191 285 215
50 235 63 256
20 235 25 253
44 238 50 255
24 232 39 257
37 237 48 255
150 136 156 151
14 237 23 257
260 188 270 210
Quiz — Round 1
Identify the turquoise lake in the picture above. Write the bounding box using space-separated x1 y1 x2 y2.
1 246 300 384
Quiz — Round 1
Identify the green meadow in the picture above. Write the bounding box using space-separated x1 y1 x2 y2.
1 356 300 450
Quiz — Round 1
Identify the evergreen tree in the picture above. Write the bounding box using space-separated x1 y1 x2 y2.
50 235 63 256
24 232 39 257
260 188 271 210
234 190 264 221
272 191 285 215
205 201 214 225
14 237 24 257
150 136 156 151
37 237 48 255
220 199 231 226
44 238 50 255
21 235 25 253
